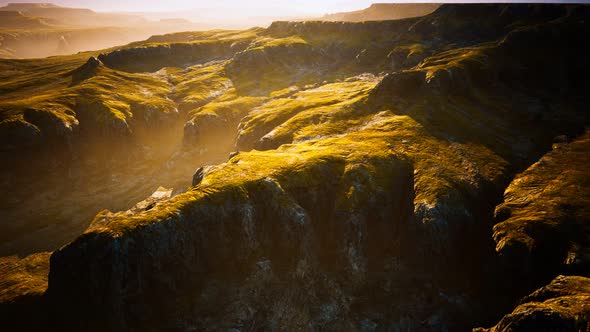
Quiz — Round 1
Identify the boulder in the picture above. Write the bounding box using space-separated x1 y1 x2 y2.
71 56 103 83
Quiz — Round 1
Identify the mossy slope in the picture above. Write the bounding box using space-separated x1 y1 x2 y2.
0 252 51 331
493 131 590 279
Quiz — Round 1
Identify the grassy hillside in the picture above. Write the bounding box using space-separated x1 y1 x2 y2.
493 131 590 280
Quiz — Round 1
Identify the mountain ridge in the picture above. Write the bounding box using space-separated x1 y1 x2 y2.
0 10 55 29
320 3 440 22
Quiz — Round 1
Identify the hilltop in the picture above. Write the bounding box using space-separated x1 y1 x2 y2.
0 4 589 331
320 3 440 21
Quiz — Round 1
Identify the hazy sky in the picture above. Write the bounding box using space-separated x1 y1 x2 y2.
0 0 381 14
0 1 586 15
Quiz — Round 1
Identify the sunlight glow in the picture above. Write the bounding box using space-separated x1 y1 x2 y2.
0 0 378 15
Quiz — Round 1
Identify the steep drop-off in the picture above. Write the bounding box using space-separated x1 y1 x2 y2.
0 4 589 331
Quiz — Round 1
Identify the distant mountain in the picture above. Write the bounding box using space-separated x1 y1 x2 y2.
0 2 147 27
0 10 55 29
0 23 216 59
0 2 94 21
320 3 440 22
0 2 60 11
0 3 220 58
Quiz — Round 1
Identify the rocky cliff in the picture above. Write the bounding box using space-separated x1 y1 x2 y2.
0 4 589 331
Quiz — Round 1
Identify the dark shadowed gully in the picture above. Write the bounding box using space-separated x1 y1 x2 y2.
0 3 589 331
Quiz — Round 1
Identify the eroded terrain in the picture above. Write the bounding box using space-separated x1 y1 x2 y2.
0 4 589 331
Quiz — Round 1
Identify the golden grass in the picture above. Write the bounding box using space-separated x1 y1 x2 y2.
0 252 51 302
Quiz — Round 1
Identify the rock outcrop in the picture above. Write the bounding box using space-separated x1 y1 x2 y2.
71 56 103 83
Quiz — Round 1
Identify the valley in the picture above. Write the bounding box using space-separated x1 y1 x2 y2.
0 3 246 59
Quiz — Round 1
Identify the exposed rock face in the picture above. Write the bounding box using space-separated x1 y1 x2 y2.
265 19 413 37
48 145 422 331
98 40 249 72
476 275 590 332
0 118 41 151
